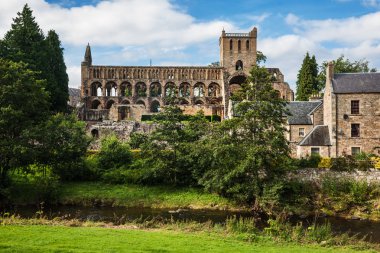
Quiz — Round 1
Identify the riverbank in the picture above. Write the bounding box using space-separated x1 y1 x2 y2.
0 217 376 253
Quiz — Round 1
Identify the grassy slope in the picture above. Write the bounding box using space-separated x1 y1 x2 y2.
0 225 371 253
59 182 237 210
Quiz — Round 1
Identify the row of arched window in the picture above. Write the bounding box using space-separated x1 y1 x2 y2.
90 98 216 112
89 82 221 98
90 68 221 80
229 39 250 51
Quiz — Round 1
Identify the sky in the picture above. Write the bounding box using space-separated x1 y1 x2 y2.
1 0 380 90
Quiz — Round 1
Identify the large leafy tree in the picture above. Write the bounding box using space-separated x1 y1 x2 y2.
296 52 319 101
0 59 50 186
318 55 377 90
2 4 69 112
197 65 290 203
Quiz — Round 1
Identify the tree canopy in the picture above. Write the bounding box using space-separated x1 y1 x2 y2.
318 55 377 90
296 52 319 101
1 4 69 112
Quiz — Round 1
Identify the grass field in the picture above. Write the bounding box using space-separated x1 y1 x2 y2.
58 182 238 210
0 225 374 253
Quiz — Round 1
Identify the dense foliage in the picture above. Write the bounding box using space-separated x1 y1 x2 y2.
296 52 319 101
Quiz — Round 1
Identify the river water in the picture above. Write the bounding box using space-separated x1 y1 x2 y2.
3 205 380 243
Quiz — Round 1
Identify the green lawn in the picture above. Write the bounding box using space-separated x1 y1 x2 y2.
58 182 238 210
0 225 372 253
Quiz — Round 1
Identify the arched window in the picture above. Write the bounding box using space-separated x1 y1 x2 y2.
91 100 101 109
136 82 147 97
151 100 160 113
229 39 233 50
208 83 220 97
150 82 162 97
194 83 205 97
238 40 241 51
195 100 204 105
179 83 190 97
235 60 243 71
246 40 249 50
106 100 115 109
91 129 99 138
121 82 132 97
136 100 146 109
105 82 117 97
91 82 102 96
165 83 176 97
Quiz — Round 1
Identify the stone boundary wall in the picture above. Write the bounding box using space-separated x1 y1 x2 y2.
288 168 380 184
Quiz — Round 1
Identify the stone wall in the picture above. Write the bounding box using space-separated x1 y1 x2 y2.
336 93 380 156
289 124 313 143
289 168 380 184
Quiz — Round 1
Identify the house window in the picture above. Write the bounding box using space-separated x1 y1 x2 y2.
351 100 359 114
351 147 361 156
299 128 305 137
311 147 320 155
351 123 360 137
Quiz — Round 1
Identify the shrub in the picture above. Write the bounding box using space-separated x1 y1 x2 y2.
330 157 355 171
8 164 60 204
98 135 133 171
318 157 332 169
370 156 380 169
129 132 148 149
295 154 321 168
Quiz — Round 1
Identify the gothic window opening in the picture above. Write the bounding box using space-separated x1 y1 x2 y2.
136 82 147 97
151 100 160 113
179 83 190 97
246 40 249 50
194 83 205 97
229 39 233 50
165 83 176 97
235 60 243 71
238 40 241 51
150 82 162 97
106 100 115 109
91 129 99 138
91 100 101 109
208 83 220 97
136 100 146 108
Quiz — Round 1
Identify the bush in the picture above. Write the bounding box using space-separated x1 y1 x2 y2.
226 216 257 234
370 156 380 169
295 154 321 168
8 164 60 204
98 135 133 171
129 132 148 149
318 157 332 169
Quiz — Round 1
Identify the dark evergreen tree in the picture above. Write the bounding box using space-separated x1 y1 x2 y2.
295 52 319 101
2 4 69 112
2 4 47 78
45 30 69 112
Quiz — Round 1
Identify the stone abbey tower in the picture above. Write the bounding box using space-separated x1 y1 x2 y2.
80 27 293 122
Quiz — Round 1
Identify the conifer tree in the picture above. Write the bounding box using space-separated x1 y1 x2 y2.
295 52 319 101
2 4 69 112
46 30 69 112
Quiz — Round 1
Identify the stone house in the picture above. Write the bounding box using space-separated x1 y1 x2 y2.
289 63 380 158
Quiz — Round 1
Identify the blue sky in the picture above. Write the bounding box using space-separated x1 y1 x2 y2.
1 0 380 90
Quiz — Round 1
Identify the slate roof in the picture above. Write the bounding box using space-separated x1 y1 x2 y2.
69 88 80 97
332 73 380 93
286 101 322 125
299 125 331 146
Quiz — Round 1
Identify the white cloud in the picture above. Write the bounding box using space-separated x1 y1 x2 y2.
362 0 380 7
0 0 236 87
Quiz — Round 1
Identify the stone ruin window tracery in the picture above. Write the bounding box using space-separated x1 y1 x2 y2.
151 100 161 113
208 83 220 97
121 82 132 97
90 82 102 96
150 82 162 97
194 83 205 97
106 82 117 96
179 83 190 97
136 82 147 97
235 60 243 71
165 82 176 97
